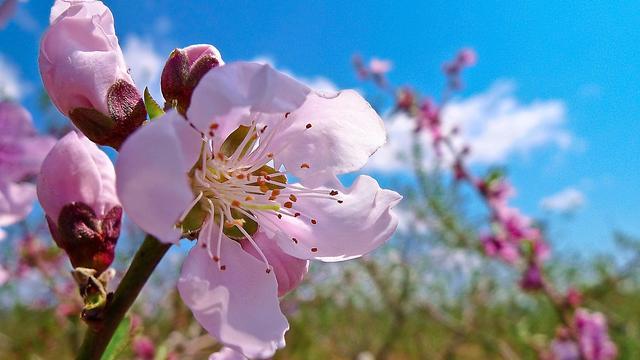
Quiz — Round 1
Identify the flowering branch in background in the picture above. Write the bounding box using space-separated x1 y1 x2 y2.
355 50 617 359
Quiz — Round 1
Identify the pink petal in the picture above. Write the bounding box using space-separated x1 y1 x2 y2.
116 111 201 243
178 228 288 359
241 231 309 296
183 44 225 67
187 62 310 148
209 347 247 360
40 0 132 115
268 175 401 262
37 131 117 222
0 0 17 29
0 182 35 227
271 91 386 187
0 102 56 183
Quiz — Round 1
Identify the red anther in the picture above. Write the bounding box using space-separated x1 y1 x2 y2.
311 247 318 252
266 268 272 274
284 201 293 208
231 200 241 207
306 123 312 129
292 238 298 243
289 194 297 202
311 219 317 224
285 112 291 118
300 163 310 169
294 212 300 217
213 256 220 262
337 200 344 204
220 265 226 271
329 190 339 196
261 125 268 133
277 214 283 219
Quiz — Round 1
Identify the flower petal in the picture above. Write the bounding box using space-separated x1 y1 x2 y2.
272 90 386 187
187 62 310 148
116 111 201 243
241 231 309 296
268 175 401 262
0 101 56 183
37 131 117 222
178 229 288 358
40 0 132 115
209 347 247 360
0 181 36 227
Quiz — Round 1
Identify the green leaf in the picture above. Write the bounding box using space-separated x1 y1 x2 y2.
101 316 131 360
144 87 165 120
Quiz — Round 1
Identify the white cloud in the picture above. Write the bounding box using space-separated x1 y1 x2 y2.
0 55 29 100
366 80 574 172
123 35 164 102
540 187 585 213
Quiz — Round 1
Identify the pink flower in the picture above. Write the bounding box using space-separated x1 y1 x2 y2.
0 0 17 29
37 131 121 273
457 48 477 67
368 58 392 75
519 261 544 291
116 61 401 358
39 0 146 148
574 309 617 360
0 101 56 233
132 336 156 360
481 233 520 264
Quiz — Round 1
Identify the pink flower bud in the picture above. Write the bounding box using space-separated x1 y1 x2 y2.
132 336 156 360
519 262 544 291
37 131 121 273
39 0 146 149
161 44 223 113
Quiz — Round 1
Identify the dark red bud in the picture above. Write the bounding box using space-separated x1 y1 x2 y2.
160 49 190 107
69 80 146 149
48 202 122 274
161 48 221 114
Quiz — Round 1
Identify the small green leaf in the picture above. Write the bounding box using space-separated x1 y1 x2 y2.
220 125 255 158
101 316 131 360
144 87 165 120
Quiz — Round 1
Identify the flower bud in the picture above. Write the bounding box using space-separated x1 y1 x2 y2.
161 44 223 113
37 131 121 273
39 0 146 149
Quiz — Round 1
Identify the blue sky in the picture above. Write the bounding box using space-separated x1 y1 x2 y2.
1 0 639 255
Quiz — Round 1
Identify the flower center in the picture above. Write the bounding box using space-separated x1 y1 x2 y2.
176 114 342 271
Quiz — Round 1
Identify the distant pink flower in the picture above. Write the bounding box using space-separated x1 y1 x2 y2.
0 101 56 234
457 48 477 67
520 261 544 291
37 131 121 273
39 0 145 148
566 288 582 308
132 336 156 360
550 339 580 360
368 58 392 75
117 61 401 358
0 0 17 29
574 309 617 360
481 233 520 264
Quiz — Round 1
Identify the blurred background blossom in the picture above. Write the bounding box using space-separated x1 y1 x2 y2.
1 1 639 359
